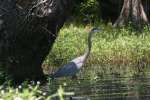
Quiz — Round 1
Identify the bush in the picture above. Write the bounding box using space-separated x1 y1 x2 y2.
73 0 99 20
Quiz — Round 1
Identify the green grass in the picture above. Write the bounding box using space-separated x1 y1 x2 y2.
1 22 150 99
44 23 150 68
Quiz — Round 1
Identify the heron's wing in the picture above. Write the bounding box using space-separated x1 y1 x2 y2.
71 55 85 68
52 62 78 78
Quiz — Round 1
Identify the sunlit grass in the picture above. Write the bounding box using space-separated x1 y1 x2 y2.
44 23 150 68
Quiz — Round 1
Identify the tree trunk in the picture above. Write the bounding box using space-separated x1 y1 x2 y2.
0 0 72 83
113 0 149 30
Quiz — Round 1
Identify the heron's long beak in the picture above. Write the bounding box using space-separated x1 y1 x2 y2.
91 27 101 33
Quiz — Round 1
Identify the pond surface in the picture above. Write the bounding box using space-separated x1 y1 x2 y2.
43 66 150 100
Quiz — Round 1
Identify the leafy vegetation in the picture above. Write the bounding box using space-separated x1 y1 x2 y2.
1 22 150 99
0 81 74 100
44 23 150 69
0 0 150 99
73 0 99 20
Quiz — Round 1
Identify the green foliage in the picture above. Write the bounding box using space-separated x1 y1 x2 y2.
80 0 99 18
0 23 150 99
0 83 44 100
44 23 150 68
0 82 74 100
73 0 99 20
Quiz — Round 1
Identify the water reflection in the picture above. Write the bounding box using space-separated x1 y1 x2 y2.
43 66 150 100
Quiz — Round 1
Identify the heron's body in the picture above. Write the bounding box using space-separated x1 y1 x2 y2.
50 28 99 79
51 55 85 78
52 62 78 78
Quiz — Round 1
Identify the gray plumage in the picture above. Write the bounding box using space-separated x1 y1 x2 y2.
51 62 78 78
50 27 100 79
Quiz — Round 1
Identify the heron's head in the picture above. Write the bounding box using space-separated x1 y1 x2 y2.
91 27 101 33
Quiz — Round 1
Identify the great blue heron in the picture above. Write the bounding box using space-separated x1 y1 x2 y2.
50 27 100 79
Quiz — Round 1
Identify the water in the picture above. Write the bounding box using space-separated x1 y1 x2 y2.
43 66 150 100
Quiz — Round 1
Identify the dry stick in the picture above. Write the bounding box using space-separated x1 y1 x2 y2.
41 26 57 38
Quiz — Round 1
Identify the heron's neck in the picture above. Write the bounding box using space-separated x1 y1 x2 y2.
83 32 93 63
